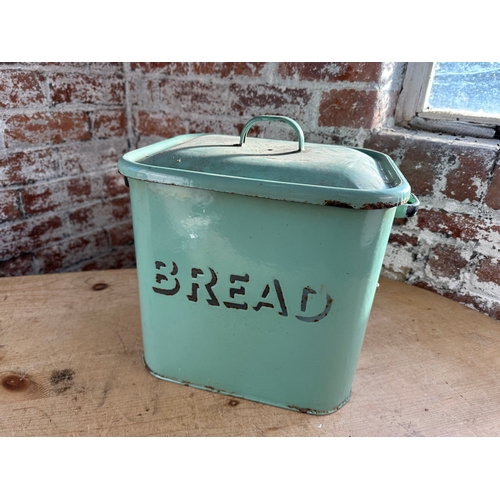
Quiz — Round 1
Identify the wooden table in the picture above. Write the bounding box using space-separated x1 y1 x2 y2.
1 269 499 437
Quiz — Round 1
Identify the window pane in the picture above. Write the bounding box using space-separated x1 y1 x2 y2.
426 62 500 117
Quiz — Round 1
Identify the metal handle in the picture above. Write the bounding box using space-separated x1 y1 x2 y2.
395 193 420 218
239 115 305 151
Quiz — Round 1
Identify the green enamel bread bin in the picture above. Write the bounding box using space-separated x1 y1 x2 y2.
118 115 418 415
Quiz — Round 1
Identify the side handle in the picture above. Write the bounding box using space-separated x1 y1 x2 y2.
395 193 419 218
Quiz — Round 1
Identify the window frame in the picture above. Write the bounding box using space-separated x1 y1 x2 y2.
395 62 500 139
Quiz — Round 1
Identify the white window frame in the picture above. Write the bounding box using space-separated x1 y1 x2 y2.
395 62 500 139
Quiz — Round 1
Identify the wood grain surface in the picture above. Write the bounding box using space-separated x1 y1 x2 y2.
1 269 499 436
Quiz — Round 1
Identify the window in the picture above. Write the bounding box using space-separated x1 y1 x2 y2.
395 62 500 139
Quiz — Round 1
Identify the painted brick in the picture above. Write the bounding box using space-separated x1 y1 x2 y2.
67 176 93 202
484 167 500 210
21 179 66 215
0 188 21 222
80 246 136 272
188 118 241 136
103 169 129 197
134 111 185 139
49 72 124 105
426 243 468 279
68 195 130 234
416 209 481 241
21 175 98 216
39 62 89 68
58 139 128 176
230 84 311 120
0 214 65 261
0 69 46 109
192 63 266 78
364 131 407 158
278 62 383 83
69 203 101 233
398 140 451 197
109 221 134 246
476 257 500 286
0 149 59 188
130 63 189 75
109 195 131 220
318 89 378 128
4 111 91 147
92 110 127 139
482 301 500 322
159 80 228 115
128 77 156 107
442 145 496 202
34 229 109 274
388 233 419 246
90 63 123 71
0 254 34 277
68 201 115 234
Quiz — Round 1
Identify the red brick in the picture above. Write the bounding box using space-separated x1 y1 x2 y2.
0 149 59 187
388 233 419 246
476 257 500 286
414 282 480 316
134 111 185 139
67 196 130 234
109 195 131 220
49 73 124 105
188 119 240 136
58 141 127 176
480 301 500 322
92 110 127 139
130 63 189 75
103 169 129 197
109 221 134 246
69 204 97 233
484 167 500 210
0 214 64 261
427 244 468 279
21 180 65 215
279 62 383 83
80 246 136 271
4 111 91 147
68 195 130 234
364 131 406 158
398 140 451 197
21 175 97 216
318 89 378 128
192 63 266 78
442 145 495 202
34 229 109 273
67 176 92 201
416 209 481 241
365 134 496 201
159 80 228 115
0 254 34 277
0 69 46 109
0 189 21 222
230 84 312 120
441 290 500 321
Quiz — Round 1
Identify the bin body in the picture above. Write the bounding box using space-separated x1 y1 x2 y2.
119 116 417 414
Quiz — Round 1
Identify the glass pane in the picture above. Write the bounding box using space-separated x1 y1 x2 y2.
426 62 500 117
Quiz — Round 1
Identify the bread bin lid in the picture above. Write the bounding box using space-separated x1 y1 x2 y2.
118 115 411 209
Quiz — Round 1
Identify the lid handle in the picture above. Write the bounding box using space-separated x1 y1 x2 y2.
239 115 305 152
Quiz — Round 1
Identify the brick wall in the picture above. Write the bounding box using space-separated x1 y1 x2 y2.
1 62 500 321
0 63 134 275
366 131 500 321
